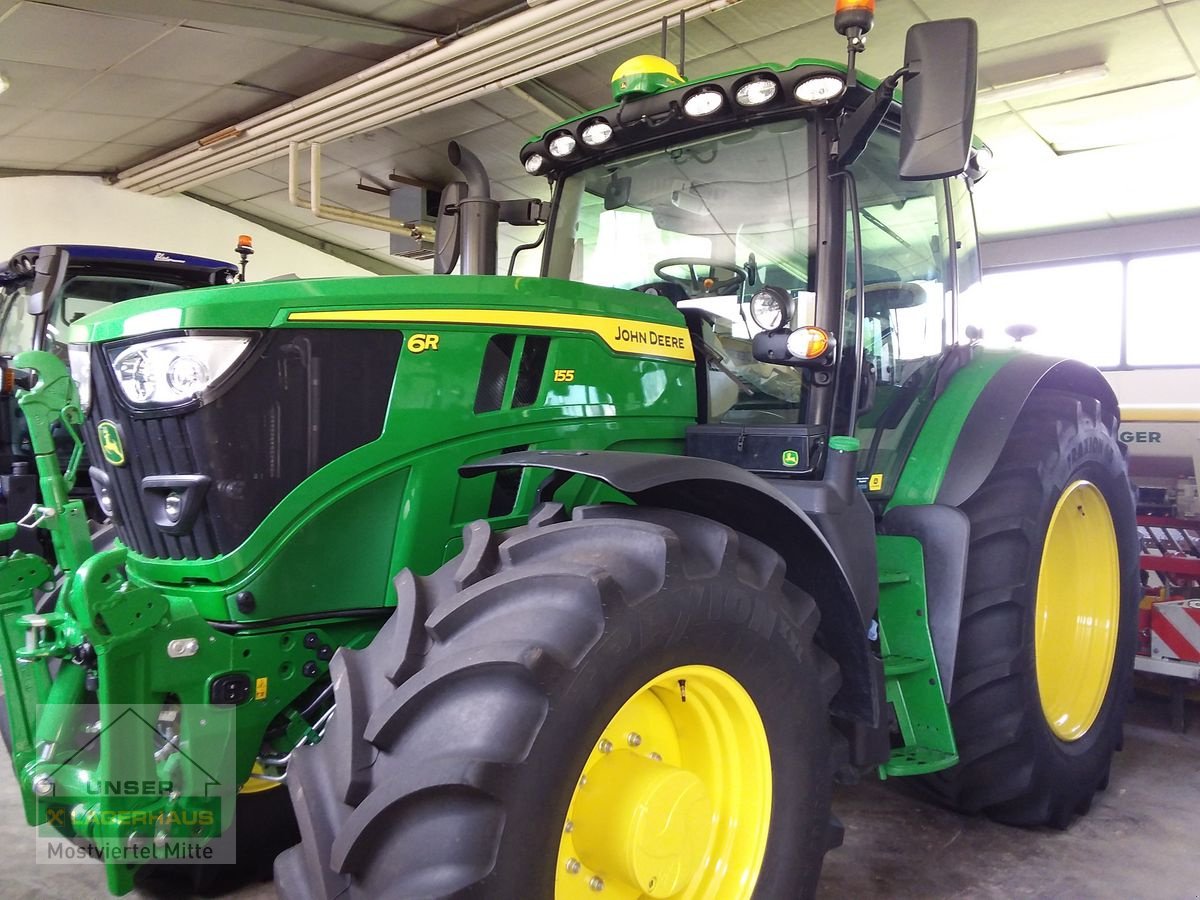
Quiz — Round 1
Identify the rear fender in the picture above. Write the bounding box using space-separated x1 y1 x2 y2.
462 450 880 724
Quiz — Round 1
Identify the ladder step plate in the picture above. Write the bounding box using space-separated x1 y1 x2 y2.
883 654 929 675
883 745 958 777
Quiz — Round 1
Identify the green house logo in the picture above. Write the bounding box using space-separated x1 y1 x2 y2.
97 420 125 467
781 449 799 468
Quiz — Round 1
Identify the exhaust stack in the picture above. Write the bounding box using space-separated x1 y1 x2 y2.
447 142 498 275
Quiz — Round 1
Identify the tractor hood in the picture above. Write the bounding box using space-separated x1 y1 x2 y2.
66 275 689 347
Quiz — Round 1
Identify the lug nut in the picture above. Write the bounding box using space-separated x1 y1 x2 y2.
565 857 581 874
627 732 642 747
589 875 605 891
153 831 169 849
649 752 662 762
598 739 612 754
564 819 573 833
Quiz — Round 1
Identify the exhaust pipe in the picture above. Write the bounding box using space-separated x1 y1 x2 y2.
447 141 498 275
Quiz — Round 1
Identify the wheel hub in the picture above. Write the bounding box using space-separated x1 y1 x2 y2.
555 665 771 899
572 750 713 896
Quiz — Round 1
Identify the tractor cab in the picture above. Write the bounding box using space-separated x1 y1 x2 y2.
516 31 984 496
0 245 239 359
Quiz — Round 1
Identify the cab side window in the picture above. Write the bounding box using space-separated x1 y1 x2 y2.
847 129 955 492
847 129 950 392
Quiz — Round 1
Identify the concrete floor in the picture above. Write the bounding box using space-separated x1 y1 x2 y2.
0 689 1196 899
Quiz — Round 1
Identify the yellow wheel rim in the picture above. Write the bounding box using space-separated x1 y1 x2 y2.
1034 480 1119 742
555 664 771 899
239 761 282 794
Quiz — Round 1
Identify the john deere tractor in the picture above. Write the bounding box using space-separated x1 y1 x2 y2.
0 7 1137 899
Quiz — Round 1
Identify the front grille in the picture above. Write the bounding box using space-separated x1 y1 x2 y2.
84 328 404 560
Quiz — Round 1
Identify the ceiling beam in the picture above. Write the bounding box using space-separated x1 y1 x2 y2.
43 0 443 45
185 191 425 275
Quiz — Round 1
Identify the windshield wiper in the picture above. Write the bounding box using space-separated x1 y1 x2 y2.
861 209 912 249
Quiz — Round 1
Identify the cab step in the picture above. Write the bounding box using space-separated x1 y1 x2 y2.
883 744 958 777
882 653 928 675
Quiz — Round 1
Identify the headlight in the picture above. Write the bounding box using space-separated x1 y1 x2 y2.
683 87 724 117
68 344 92 414
110 335 251 407
795 75 844 104
748 287 795 331
735 76 779 107
523 153 546 175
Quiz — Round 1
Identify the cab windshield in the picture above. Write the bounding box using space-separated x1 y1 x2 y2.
547 119 818 423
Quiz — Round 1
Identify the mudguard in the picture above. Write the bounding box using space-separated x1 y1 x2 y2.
462 449 881 724
935 353 1119 507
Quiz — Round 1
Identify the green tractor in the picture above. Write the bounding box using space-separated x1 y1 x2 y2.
0 8 1137 899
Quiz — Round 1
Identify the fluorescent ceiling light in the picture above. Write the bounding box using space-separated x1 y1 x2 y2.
0 73 9 96
978 64 1109 106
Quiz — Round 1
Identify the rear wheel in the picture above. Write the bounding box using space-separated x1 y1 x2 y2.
275 505 841 899
926 390 1138 826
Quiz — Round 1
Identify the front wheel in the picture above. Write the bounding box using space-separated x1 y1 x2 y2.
926 389 1139 826
276 505 841 899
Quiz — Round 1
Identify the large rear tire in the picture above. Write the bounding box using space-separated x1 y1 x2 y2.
926 389 1138 826
275 505 841 899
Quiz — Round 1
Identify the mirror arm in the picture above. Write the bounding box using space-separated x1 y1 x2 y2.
506 228 546 276
498 199 550 227
835 68 906 169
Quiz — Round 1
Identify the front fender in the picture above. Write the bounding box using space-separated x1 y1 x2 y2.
463 450 880 724
891 350 1119 510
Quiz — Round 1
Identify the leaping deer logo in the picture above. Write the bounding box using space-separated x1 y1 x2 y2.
97 420 125 466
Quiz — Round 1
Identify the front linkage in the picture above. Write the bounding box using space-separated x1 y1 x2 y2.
0 353 319 894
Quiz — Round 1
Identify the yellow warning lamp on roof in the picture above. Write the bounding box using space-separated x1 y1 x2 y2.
611 55 686 102
235 233 254 283
834 0 875 48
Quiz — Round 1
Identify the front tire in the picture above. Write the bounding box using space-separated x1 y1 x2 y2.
276 505 841 898
927 389 1138 826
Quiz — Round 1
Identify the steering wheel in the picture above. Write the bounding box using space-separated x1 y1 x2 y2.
654 258 748 296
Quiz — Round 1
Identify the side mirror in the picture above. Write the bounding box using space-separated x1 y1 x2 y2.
27 245 69 317
898 18 978 180
434 181 465 275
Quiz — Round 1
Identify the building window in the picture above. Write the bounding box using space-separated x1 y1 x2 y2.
966 260 1124 368
1126 251 1200 367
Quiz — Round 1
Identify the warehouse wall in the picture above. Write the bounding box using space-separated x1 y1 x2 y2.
1 176 373 279
981 214 1200 270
